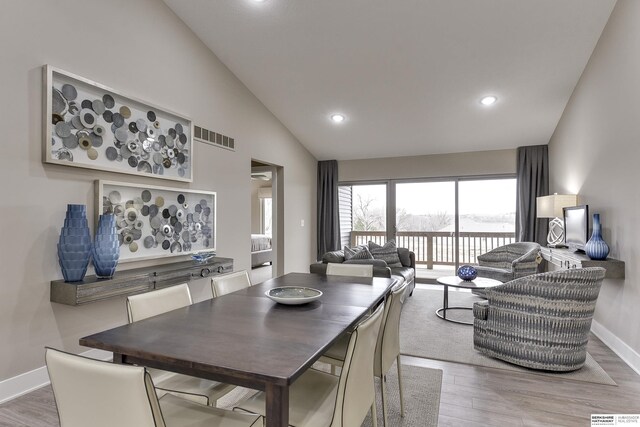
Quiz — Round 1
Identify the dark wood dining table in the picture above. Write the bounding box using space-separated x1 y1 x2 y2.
79 272 397 427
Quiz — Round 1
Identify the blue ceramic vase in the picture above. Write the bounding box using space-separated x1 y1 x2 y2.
58 204 92 282
585 213 610 260
457 265 478 281
92 214 120 279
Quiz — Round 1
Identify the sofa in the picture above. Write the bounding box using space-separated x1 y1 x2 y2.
310 247 416 296
473 267 606 371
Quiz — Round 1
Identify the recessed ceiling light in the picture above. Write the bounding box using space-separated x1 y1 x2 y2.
480 96 498 106
330 113 345 123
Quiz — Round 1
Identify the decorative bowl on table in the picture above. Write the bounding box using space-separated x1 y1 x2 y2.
457 265 478 281
192 251 216 263
265 286 323 305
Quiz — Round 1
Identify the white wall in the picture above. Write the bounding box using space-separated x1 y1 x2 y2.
339 149 516 182
251 179 272 233
549 0 640 356
0 0 316 382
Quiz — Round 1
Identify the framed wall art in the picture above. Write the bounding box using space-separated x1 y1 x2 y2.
44 65 193 182
95 180 216 262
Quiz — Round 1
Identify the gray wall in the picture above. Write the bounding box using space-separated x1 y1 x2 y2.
339 149 516 182
0 0 316 381
549 0 640 354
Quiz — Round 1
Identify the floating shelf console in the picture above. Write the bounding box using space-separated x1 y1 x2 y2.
51 257 233 306
540 247 624 279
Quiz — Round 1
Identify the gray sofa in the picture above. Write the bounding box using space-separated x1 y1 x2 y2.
310 248 416 296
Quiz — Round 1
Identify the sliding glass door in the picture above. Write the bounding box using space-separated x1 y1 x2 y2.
395 181 456 276
339 176 516 281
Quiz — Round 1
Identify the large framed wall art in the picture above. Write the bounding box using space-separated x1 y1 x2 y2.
96 180 216 262
44 65 193 182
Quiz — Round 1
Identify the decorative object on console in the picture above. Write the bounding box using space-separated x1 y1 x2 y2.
457 265 478 281
58 204 92 282
191 251 216 263
536 193 578 246
585 214 610 260
96 180 216 262
91 214 119 279
44 65 193 183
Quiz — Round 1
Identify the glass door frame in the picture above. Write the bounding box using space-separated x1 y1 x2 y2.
339 173 516 278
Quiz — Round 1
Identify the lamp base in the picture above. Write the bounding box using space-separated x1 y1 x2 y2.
547 217 565 246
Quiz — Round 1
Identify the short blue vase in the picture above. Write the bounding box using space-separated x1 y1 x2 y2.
585 213 610 260
92 214 120 279
457 265 478 281
58 204 92 282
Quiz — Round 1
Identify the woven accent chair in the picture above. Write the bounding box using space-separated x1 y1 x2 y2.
473 267 606 372
475 242 542 283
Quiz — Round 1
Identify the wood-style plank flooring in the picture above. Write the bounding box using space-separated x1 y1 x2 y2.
1 331 639 426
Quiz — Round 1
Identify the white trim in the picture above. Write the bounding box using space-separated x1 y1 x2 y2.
0 349 112 404
592 320 640 376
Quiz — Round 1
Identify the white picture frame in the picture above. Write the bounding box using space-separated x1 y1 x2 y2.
95 180 216 263
44 65 194 183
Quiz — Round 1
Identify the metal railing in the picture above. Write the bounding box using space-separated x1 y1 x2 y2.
350 230 516 268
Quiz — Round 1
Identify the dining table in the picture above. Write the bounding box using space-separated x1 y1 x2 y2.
79 272 397 427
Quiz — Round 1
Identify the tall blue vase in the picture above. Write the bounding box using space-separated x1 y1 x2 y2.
58 204 92 282
585 213 610 260
92 214 120 279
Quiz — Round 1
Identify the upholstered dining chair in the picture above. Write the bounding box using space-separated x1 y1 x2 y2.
211 270 252 297
320 281 409 427
127 284 235 406
45 348 261 427
236 303 385 427
473 267 606 371
326 262 374 277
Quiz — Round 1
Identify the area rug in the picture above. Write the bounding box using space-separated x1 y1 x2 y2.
222 363 442 427
400 288 616 385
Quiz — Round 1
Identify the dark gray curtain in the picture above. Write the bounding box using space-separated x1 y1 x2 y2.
317 160 340 260
515 145 549 245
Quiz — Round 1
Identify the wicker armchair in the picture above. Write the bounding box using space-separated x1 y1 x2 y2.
473 267 606 371
475 242 541 283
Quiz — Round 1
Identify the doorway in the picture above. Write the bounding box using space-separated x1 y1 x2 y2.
250 160 283 283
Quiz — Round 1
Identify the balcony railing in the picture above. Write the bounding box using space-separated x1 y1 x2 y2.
350 230 516 268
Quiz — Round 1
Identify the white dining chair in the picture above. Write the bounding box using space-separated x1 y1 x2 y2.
320 281 409 427
45 348 260 427
211 270 252 297
326 263 374 277
235 303 384 427
127 284 235 406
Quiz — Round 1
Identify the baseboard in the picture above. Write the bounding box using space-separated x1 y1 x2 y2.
0 349 112 405
592 320 640 376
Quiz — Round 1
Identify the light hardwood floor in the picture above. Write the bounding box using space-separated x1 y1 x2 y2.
1 334 638 426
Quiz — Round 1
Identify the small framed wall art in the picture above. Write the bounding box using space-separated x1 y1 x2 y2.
95 180 216 262
43 65 193 182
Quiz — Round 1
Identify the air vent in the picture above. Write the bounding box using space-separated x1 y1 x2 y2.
194 125 235 151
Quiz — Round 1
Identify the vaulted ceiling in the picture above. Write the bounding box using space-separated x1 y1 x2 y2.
164 0 615 160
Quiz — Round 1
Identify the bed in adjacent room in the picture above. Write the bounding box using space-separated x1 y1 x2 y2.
251 234 272 268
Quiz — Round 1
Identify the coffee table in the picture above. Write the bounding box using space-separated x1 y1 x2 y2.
436 276 502 325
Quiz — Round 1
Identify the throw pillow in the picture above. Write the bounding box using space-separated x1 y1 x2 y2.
344 245 374 261
368 240 402 267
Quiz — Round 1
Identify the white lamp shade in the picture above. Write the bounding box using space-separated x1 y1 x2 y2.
536 194 578 218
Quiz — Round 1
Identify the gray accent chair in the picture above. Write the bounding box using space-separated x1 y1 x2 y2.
310 248 415 296
475 242 542 282
473 267 606 372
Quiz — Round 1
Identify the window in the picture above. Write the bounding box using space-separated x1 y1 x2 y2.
261 197 272 237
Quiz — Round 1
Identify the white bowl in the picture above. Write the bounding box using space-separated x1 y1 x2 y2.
265 286 323 305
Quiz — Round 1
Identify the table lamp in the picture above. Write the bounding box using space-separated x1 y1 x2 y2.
536 194 578 247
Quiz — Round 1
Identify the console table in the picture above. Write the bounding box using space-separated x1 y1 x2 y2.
540 247 624 279
51 257 233 306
